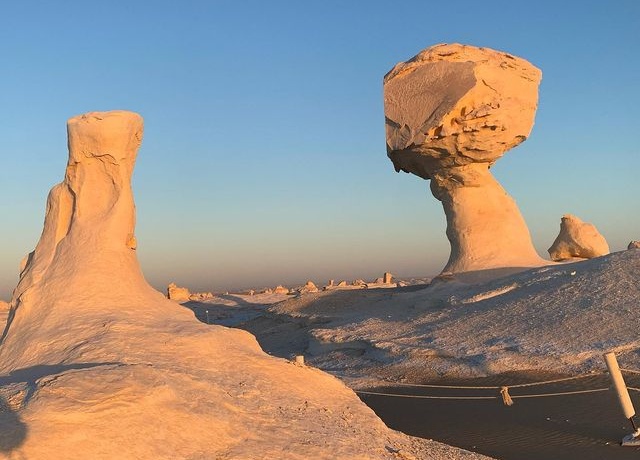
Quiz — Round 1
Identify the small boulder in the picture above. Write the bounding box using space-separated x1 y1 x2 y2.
628 241 640 250
548 215 609 261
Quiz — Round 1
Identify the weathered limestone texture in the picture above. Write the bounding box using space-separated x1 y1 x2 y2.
548 214 610 261
384 43 546 273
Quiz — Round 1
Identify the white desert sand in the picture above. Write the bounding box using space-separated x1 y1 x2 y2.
0 111 490 460
201 249 640 389
384 43 547 274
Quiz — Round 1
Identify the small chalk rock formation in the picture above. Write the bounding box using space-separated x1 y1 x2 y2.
548 214 610 261
0 111 443 458
273 285 290 294
628 241 640 250
167 282 191 301
189 291 214 301
384 43 545 273
383 272 393 284
298 281 318 294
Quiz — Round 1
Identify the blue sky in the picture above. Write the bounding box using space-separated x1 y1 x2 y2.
0 1 638 298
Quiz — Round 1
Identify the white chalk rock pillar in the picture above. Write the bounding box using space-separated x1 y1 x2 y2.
384 43 546 273
2 111 162 367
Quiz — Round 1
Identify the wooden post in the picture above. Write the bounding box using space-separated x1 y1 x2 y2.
604 352 635 420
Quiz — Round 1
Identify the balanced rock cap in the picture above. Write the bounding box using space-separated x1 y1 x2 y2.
384 43 542 179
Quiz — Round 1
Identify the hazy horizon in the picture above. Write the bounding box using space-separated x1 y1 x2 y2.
1 0 638 300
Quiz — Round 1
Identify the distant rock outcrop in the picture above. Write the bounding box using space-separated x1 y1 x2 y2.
628 241 640 250
189 291 214 301
273 285 290 294
384 43 546 273
548 214 609 261
297 281 318 294
167 282 191 301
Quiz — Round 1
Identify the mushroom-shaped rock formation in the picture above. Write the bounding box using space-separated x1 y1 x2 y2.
548 214 610 261
384 43 546 273
0 112 444 458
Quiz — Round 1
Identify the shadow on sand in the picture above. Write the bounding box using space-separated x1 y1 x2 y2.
0 362 121 455
0 393 27 455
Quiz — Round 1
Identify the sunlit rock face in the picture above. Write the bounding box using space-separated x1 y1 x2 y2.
2 111 162 368
548 214 610 261
167 282 191 301
384 43 546 273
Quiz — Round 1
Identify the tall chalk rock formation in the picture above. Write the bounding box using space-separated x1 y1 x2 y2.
384 43 546 273
3 111 157 368
548 214 609 261
0 112 469 459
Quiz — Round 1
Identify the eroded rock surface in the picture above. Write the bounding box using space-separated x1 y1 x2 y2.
384 43 545 273
548 214 610 261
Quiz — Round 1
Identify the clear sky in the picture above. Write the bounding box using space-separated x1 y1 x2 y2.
0 1 638 299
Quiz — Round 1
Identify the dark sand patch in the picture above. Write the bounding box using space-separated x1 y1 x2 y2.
359 373 640 460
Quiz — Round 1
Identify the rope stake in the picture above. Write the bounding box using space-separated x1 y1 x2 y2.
500 386 513 406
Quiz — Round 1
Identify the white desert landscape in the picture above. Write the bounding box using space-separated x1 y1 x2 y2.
0 110 491 459
0 41 638 460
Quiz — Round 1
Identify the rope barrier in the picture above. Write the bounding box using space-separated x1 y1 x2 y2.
356 368 640 406
392 372 604 390
356 390 496 400
356 387 610 401
511 388 609 398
